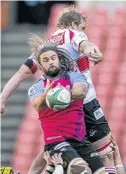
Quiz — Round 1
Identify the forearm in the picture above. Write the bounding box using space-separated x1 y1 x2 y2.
71 82 88 100
34 94 47 111
28 151 47 174
116 166 125 174
0 65 32 104
31 94 48 111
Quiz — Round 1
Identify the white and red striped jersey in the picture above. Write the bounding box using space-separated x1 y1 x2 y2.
29 29 96 104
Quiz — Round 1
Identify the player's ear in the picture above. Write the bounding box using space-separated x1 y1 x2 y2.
71 22 77 29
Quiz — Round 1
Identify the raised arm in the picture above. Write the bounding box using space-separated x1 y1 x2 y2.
111 136 125 174
0 59 37 114
71 31 103 64
70 72 89 100
79 41 103 64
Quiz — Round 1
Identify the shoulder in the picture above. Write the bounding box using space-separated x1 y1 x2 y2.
28 77 45 99
28 77 43 92
35 77 44 86
73 30 88 39
68 71 81 76
68 71 82 79
68 71 87 83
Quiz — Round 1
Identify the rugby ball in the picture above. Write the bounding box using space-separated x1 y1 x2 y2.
46 86 71 111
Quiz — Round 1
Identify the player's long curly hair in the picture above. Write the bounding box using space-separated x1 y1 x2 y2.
28 34 74 74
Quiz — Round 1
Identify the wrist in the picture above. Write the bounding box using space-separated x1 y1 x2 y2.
114 159 122 165
0 96 6 104
47 163 55 167
115 161 123 166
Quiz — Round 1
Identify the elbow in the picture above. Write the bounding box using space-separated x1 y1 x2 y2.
18 64 33 79
79 41 90 53
83 91 87 99
78 90 87 99
81 91 87 99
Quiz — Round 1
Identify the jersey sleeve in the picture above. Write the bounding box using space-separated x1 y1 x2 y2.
69 72 87 84
28 79 45 101
24 59 38 74
28 52 40 68
71 31 88 51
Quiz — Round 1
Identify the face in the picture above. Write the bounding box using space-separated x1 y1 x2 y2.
39 50 60 77
72 18 87 31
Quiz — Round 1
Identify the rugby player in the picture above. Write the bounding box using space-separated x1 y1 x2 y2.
27 42 106 174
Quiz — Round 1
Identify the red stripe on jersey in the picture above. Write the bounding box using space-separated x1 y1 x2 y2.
96 141 112 152
31 64 37 73
76 56 89 72
69 30 74 41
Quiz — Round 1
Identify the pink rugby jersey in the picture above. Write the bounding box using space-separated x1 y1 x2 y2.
28 72 87 145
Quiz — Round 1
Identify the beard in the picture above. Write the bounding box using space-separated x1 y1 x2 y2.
44 66 60 77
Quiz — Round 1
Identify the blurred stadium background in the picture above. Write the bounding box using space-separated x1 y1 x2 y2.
1 1 126 173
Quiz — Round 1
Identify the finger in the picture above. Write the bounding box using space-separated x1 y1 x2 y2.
108 150 114 155
77 162 88 166
91 44 101 54
71 165 78 168
111 136 117 146
88 57 99 63
46 151 49 155
46 79 51 86
43 151 46 156
57 83 62 87
43 153 46 158
88 57 101 64
111 135 116 142
110 145 118 151
48 81 54 89
54 153 58 158
89 53 102 58
52 155 54 159
58 153 62 158
46 82 53 92
94 47 101 54
51 158 54 162
110 145 115 149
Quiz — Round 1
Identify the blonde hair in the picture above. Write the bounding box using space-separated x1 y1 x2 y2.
28 33 45 58
57 5 86 27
